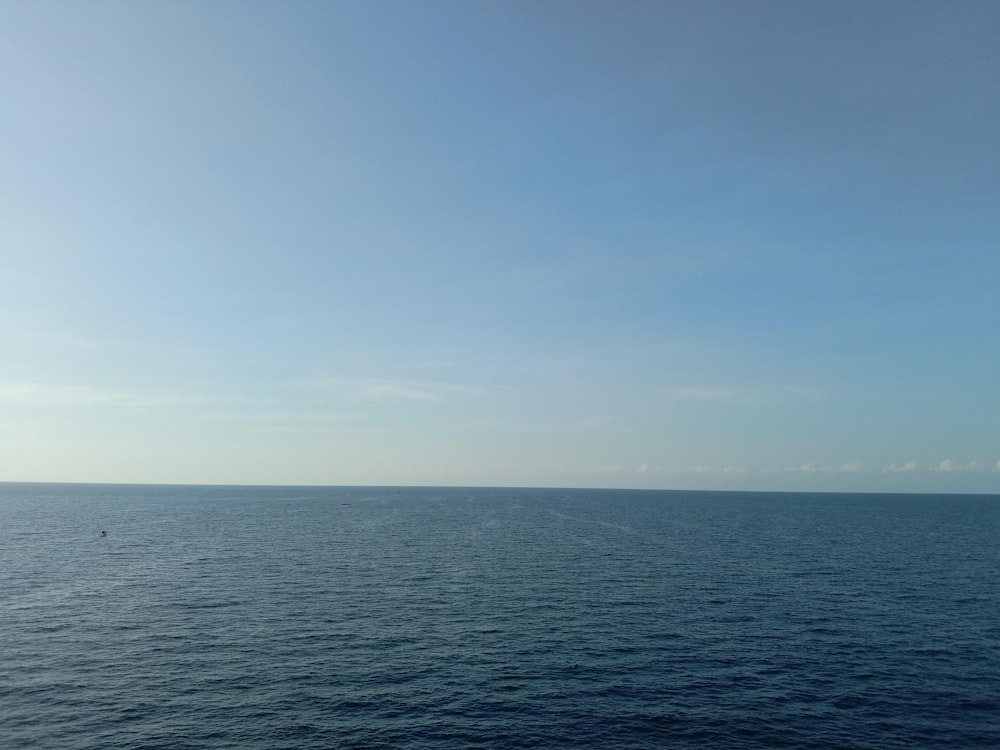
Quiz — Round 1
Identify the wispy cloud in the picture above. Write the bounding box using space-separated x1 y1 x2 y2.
0 381 208 409
665 386 745 402
0 324 101 350
663 384 825 404
361 383 451 402
0 382 116 407
462 416 609 434
305 378 481 404
202 411 364 430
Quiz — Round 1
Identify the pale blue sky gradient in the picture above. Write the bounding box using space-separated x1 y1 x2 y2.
2 1 999 491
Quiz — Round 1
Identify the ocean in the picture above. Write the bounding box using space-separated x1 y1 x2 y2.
2 483 998 749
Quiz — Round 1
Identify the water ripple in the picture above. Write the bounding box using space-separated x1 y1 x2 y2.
2 485 999 748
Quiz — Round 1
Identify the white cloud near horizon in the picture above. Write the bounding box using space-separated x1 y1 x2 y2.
936 458 986 473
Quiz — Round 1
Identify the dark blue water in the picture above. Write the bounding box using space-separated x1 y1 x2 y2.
2 484 998 749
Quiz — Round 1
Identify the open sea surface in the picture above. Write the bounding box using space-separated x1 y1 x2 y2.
2 483 999 749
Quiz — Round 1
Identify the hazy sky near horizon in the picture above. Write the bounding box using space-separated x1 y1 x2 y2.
2 1 999 491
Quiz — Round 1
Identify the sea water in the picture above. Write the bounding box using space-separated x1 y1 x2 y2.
2 484 998 749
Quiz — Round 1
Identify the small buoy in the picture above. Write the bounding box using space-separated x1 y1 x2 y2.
99 530 107 537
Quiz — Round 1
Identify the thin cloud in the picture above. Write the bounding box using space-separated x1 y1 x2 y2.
202 411 365 429
464 416 609 434
0 381 209 409
664 386 746 402
306 378 481 404
1 324 101 350
664 384 824 403
0 382 116 407
362 380 480 403
362 383 446 402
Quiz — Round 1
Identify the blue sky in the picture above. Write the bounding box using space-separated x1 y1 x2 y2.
2 1 998 491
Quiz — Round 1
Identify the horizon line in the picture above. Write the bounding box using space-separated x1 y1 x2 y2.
1 479 997 498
